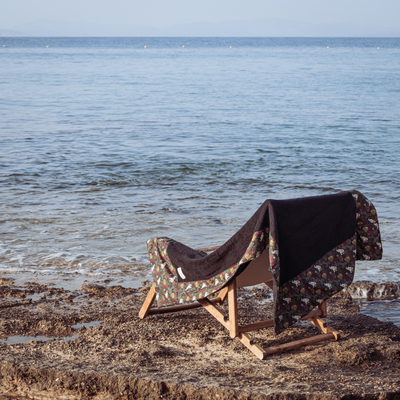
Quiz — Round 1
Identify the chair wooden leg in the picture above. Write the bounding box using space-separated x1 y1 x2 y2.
265 280 274 290
138 282 156 319
198 297 266 360
217 286 229 305
318 300 327 317
309 316 340 340
237 332 267 360
198 298 230 330
139 281 338 360
228 280 238 338
139 284 230 318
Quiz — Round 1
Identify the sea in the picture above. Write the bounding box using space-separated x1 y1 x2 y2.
1 37 399 325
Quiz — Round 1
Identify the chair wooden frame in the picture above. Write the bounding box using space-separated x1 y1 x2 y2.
138 277 340 360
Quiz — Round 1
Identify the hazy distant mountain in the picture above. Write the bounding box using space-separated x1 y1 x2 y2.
0 28 26 37
163 19 400 37
10 19 161 37
5 18 400 37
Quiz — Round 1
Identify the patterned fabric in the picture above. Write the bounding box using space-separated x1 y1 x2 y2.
146 190 382 335
271 190 382 333
350 189 383 260
148 229 269 305
273 235 356 333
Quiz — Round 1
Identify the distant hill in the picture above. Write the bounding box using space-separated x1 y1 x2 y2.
0 29 25 37
4 18 400 37
9 19 161 37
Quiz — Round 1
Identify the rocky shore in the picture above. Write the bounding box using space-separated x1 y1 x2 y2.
0 278 399 400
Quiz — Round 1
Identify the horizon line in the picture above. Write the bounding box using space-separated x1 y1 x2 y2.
2 35 400 38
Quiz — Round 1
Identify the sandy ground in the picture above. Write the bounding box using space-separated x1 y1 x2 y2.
0 278 399 400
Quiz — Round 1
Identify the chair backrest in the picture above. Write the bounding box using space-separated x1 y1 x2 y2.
235 249 273 288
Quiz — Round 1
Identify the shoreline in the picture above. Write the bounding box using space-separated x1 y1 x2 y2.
1 270 399 300
1 271 399 327
1 281 399 399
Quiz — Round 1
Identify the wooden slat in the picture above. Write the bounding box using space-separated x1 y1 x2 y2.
237 333 266 360
238 319 274 333
228 280 238 338
264 333 335 355
198 298 230 330
147 296 223 315
145 284 229 316
138 283 156 319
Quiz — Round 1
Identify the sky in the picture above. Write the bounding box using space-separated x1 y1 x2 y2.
2 0 400 29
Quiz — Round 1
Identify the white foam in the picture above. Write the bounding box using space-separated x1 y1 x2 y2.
65 270 105 276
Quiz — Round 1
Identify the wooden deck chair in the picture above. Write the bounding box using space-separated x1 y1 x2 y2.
139 247 340 360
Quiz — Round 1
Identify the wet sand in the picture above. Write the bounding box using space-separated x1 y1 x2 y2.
0 279 399 400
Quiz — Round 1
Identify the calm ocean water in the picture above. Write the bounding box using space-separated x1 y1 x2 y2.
1 37 400 322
